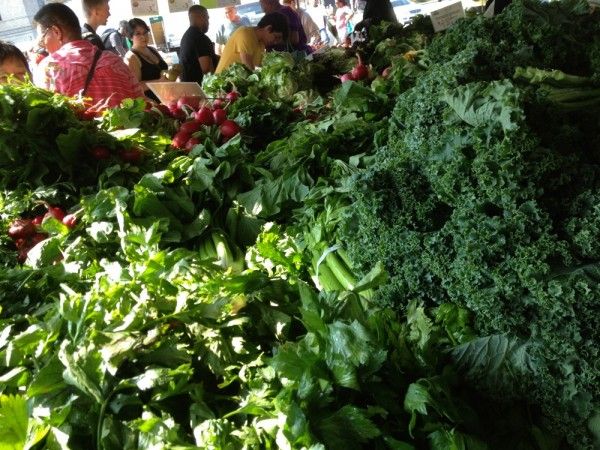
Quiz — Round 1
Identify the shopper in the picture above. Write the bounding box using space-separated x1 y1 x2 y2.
334 0 353 46
282 0 321 46
81 0 110 51
259 0 309 53
123 18 168 102
33 3 144 108
0 40 31 83
215 6 251 54
361 0 397 25
179 5 218 84
216 12 289 73
101 20 129 57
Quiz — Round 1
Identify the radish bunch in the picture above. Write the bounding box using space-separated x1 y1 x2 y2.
339 54 371 83
7 205 77 263
170 94 242 152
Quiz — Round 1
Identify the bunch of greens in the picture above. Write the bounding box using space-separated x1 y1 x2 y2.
341 0 600 446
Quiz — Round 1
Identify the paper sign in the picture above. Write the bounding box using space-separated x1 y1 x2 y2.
131 0 159 16
146 82 206 105
199 0 238 9
429 1 465 32
149 16 166 47
167 0 194 13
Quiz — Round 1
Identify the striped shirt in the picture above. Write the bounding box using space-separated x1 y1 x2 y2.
36 40 144 109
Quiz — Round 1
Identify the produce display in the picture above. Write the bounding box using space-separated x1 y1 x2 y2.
0 0 599 449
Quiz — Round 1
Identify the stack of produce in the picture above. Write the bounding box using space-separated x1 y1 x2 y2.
0 1 598 448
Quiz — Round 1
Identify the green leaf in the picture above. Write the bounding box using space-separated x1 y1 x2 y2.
443 80 523 134
428 429 487 450
317 405 380 450
0 394 28 450
404 382 431 437
25 236 62 268
27 357 65 397
56 128 88 164
58 342 103 404
451 334 536 379
353 261 388 293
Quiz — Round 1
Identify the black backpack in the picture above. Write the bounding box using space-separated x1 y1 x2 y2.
100 28 119 53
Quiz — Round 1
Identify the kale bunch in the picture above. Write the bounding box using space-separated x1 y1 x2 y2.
341 0 600 446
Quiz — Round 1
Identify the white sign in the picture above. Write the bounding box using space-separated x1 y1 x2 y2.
131 0 159 16
167 0 195 13
429 1 465 32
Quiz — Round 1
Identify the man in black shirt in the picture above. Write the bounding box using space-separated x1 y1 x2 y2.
179 5 218 84
81 0 110 51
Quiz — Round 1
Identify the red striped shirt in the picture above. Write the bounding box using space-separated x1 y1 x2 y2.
37 40 145 108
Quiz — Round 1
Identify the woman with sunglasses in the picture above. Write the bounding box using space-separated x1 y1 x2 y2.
123 18 168 102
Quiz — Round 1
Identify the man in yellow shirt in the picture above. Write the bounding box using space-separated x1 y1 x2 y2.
216 12 289 73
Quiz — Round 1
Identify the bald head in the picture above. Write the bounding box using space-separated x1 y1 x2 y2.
188 5 209 32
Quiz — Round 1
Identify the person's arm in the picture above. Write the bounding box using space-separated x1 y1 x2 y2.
197 37 215 75
124 52 142 82
198 55 214 74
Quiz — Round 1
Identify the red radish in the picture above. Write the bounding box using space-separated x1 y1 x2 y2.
32 215 45 226
171 108 187 121
225 91 240 103
8 219 36 240
219 120 240 141
29 232 48 246
89 145 110 160
177 95 202 110
46 206 66 222
382 66 392 79
340 73 355 83
351 64 369 80
185 137 201 152
62 214 77 228
194 106 215 125
212 98 224 109
168 102 186 120
351 53 369 81
171 131 191 149
213 108 227 125
179 120 203 135
119 148 142 164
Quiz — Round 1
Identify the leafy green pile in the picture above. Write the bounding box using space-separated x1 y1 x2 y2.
342 0 600 446
2 3 598 448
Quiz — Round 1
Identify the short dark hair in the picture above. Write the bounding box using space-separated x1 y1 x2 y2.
0 40 30 73
257 12 289 41
125 18 150 39
82 0 109 17
33 3 81 40
188 5 208 15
